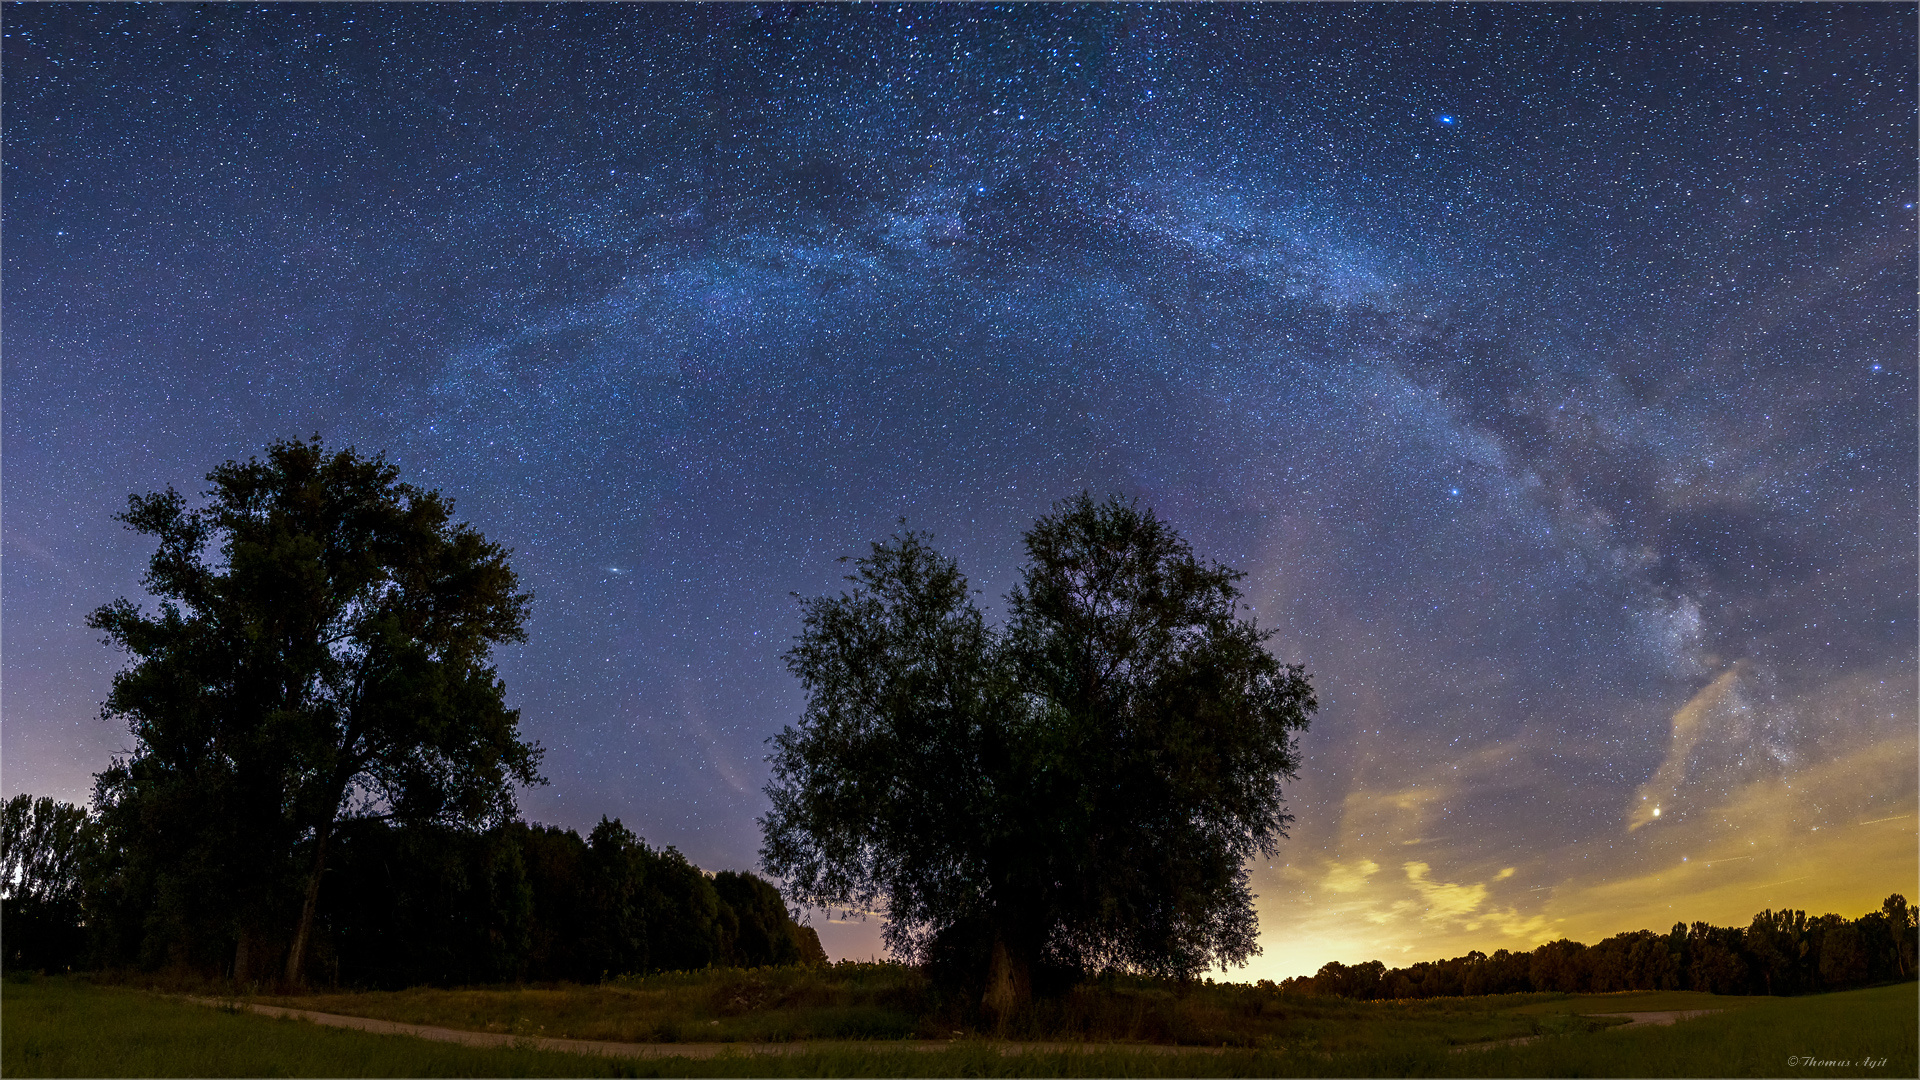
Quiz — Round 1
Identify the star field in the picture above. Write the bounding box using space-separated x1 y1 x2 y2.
3 4 1913 976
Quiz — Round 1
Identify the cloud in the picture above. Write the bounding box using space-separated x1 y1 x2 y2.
1541 670 1917 942
1245 659 1913 981
1249 853 1567 979
1403 861 1490 921
1628 664 1743 831
1322 858 1380 893
1469 905 1560 943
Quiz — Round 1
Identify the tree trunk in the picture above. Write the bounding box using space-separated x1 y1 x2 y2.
982 931 1032 1034
283 821 334 987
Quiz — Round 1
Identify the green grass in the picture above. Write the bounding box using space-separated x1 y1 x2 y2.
1449 982 1917 1078
261 964 940 1044
2 975 635 1077
249 965 1600 1049
6 972 1913 1077
1509 989 1776 1016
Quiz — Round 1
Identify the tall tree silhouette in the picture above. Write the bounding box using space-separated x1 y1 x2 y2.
762 495 1314 1017
90 437 542 984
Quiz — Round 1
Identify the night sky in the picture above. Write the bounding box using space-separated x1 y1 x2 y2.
4 4 1914 979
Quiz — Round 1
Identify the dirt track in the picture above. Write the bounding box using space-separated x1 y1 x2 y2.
1451 1008 1727 1052
183 998 1226 1059
1585 1009 1723 1028
187 996 1726 1060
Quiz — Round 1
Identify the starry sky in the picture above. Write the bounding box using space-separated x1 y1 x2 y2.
4 4 1914 979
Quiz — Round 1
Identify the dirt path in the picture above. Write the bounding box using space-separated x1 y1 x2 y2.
181 998 1225 1059
1585 1009 1723 1028
1451 1009 1724 1052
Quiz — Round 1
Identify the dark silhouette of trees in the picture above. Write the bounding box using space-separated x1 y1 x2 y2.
1816 915 1869 989
714 869 824 969
1879 894 1916 979
1682 921 1751 994
7 792 823 987
762 496 1315 1017
1281 895 1915 999
316 817 535 986
0 795 102 972
87 437 543 984
1746 908 1812 996
1310 959 1386 999
314 816 824 987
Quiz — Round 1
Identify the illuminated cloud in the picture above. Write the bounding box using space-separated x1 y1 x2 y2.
1403 861 1489 921
1322 858 1381 894
1628 665 1745 832
1244 656 1914 980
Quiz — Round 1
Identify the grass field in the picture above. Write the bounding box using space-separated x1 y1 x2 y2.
4 971 1913 1077
250 964 1621 1049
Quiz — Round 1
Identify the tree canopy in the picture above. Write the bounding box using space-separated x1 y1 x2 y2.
1286 896 1918 1000
88 437 543 984
1 795 102 972
1 795 96 911
761 495 1315 1013
312 816 825 987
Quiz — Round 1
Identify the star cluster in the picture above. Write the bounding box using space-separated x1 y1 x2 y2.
4 4 1913 976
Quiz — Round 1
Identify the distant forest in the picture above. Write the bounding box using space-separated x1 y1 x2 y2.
5 789 1917 999
1281 895 1916 1000
1 795 823 987
14 441 1907 1004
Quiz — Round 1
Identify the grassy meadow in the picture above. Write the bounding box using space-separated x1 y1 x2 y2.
4 969 1913 1077
251 964 1639 1049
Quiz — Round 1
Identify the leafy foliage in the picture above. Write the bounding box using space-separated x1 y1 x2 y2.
1 795 96 909
0 795 102 972
315 817 825 987
1004 496 1315 979
1286 894 1919 999
0 792 824 988
86 437 543 981
762 495 1315 997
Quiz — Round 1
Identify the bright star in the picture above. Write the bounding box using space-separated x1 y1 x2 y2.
1436 114 1457 126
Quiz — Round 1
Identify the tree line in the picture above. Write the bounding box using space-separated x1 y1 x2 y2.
2 792 823 984
20 436 1319 1011
2 437 820 986
1282 896 1917 1000
28 436 1903 1011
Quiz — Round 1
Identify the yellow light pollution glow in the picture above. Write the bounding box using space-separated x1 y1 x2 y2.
1239 661 1917 981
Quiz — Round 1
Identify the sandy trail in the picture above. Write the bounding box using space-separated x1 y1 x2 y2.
1451 1008 1724 1051
1585 1009 1723 1028
186 995 1725 1059
182 998 1224 1059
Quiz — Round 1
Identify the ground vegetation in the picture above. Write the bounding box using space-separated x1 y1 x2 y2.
4 972 1913 1077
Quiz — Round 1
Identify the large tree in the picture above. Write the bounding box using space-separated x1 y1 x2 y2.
761 495 1314 1015
89 437 543 984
